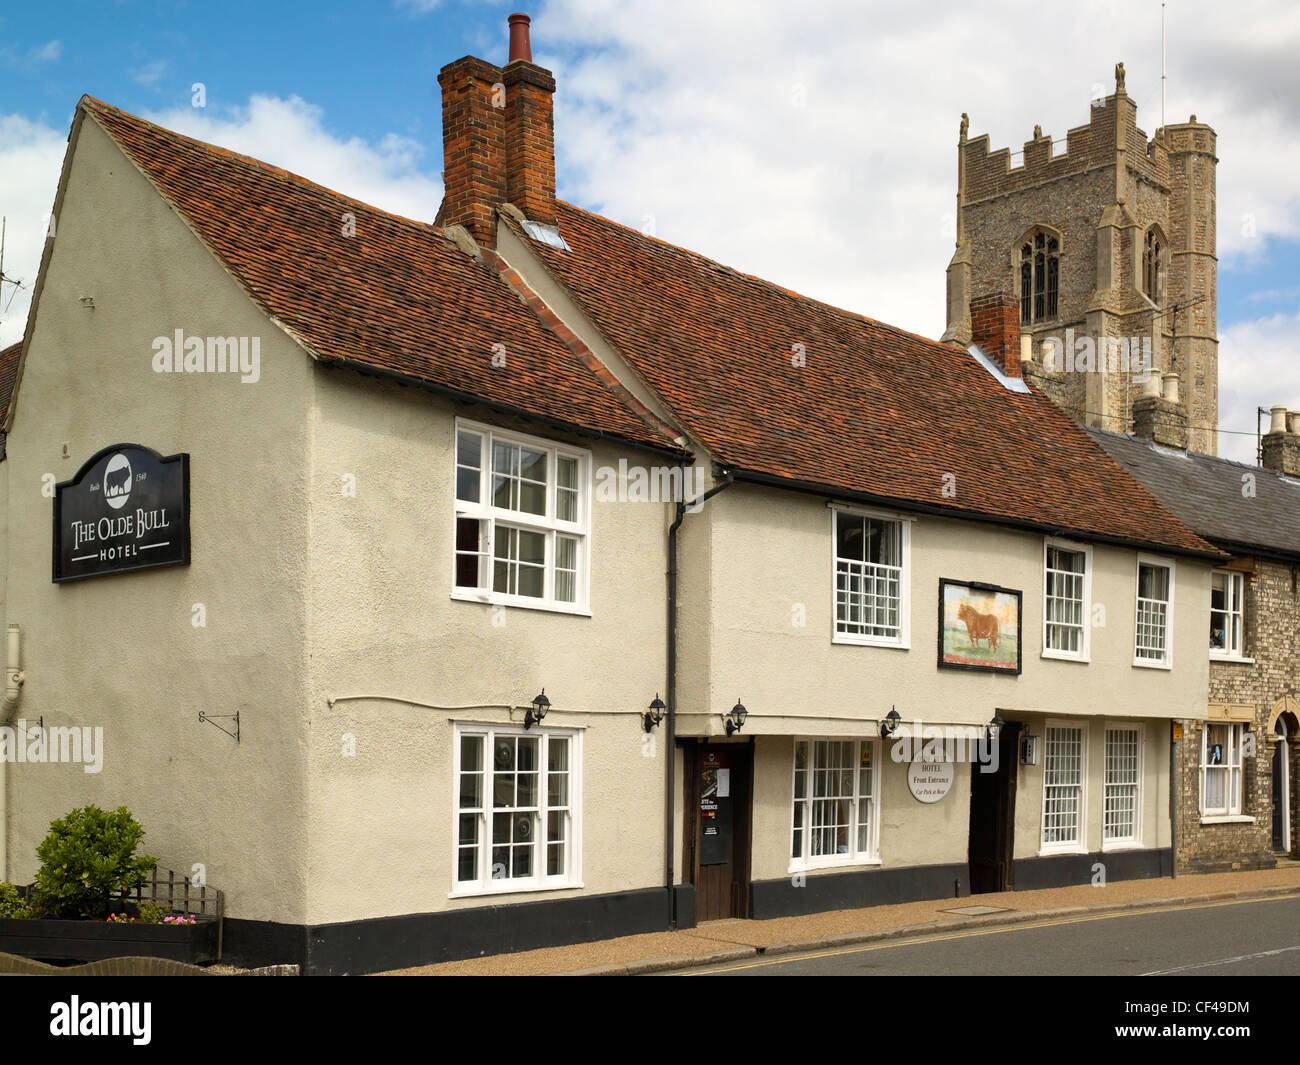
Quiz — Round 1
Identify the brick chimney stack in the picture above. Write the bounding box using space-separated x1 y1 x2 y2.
969 293 1022 376
436 13 557 247
503 14 558 226
1261 405 1300 476
1132 371 1189 450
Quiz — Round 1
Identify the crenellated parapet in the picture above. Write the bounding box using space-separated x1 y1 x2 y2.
960 93 1174 204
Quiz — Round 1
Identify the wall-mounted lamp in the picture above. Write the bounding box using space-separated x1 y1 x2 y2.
642 694 666 732
525 689 550 730
725 699 747 736
880 706 902 739
986 712 1005 745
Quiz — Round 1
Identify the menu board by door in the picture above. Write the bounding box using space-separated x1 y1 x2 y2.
699 750 732 866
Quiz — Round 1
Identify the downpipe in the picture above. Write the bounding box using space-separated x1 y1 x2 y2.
665 468 733 930
0 624 25 882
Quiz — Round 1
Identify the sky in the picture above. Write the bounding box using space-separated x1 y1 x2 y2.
1 0 1297 464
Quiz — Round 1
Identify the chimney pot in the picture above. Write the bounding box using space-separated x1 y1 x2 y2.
1141 370 1162 398
1270 405 1288 434
1288 411 1300 434
508 13 533 63
1162 372 1180 404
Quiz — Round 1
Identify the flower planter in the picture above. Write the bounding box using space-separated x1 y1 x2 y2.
0 915 220 964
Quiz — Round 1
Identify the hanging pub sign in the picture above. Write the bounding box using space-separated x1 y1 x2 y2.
53 443 190 583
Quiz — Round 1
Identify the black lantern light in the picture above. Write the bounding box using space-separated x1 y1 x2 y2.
725 699 748 736
880 706 902 739
643 694 667 733
525 688 551 730
987 712 1005 744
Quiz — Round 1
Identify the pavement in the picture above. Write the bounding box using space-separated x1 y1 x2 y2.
376 862 1300 976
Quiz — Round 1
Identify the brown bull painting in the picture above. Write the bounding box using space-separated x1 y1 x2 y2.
939 579 1022 674
957 601 1000 653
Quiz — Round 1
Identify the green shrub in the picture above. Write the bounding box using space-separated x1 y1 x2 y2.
0 882 35 919
137 902 170 924
32 805 157 919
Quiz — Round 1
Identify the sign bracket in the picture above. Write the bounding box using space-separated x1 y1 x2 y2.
198 711 240 743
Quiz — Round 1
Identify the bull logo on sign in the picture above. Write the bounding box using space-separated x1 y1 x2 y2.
103 454 133 510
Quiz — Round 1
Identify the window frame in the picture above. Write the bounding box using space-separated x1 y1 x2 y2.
1041 537 1092 662
449 722 583 898
1102 723 1143 849
1018 228 1061 324
829 503 913 649
1142 226 1166 307
1133 554 1175 670
789 737 882 873
1039 719 1089 855
1209 569 1248 661
452 419 592 616
1199 722 1249 822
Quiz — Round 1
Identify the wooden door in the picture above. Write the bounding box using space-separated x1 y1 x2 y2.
968 724 1019 894
689 743 752 923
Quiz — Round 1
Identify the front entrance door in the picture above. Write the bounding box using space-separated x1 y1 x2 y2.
968 723 1020 894
1274 721 1291 854
688 743 753 923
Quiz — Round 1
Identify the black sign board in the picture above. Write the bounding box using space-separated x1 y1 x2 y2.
53 443 190 583
698 751 732 866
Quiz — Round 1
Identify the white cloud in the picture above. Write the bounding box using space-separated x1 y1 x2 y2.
133 59 169 88
529 0 1300 447
3 1 1298 454
0 97 442 348
1218 306 1300 465
29 40 61 63
0 114 68 348
141 95 443 222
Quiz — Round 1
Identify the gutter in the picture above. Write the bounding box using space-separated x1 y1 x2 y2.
724 466 1226 564
665 467 733 930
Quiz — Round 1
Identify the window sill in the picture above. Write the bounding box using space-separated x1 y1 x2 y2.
1101 841 1143 853
1041 650 1091 664
832 634 910 650
1209 654 1255 666
1198 815 1254 825
789 857 882 875
1036 845 1087 857
449 879 584 900
1132 658 1172 670
451 590 592 617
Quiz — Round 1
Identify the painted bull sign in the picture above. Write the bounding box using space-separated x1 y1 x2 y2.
938 579 1022 675
53 444 190 582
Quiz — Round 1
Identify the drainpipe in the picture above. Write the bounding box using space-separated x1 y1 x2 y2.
0 624 25 882
665 467 733 930
1170 720 1179 880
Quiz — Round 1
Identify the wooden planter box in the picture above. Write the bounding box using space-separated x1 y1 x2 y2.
0 915 220 964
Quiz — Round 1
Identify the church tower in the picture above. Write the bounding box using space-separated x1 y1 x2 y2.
943 64 1219 455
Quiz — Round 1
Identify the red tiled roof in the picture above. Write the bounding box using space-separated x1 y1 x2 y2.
521 203 1220 556
78 98 681 455
0 342 20 424
0 341 20 459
